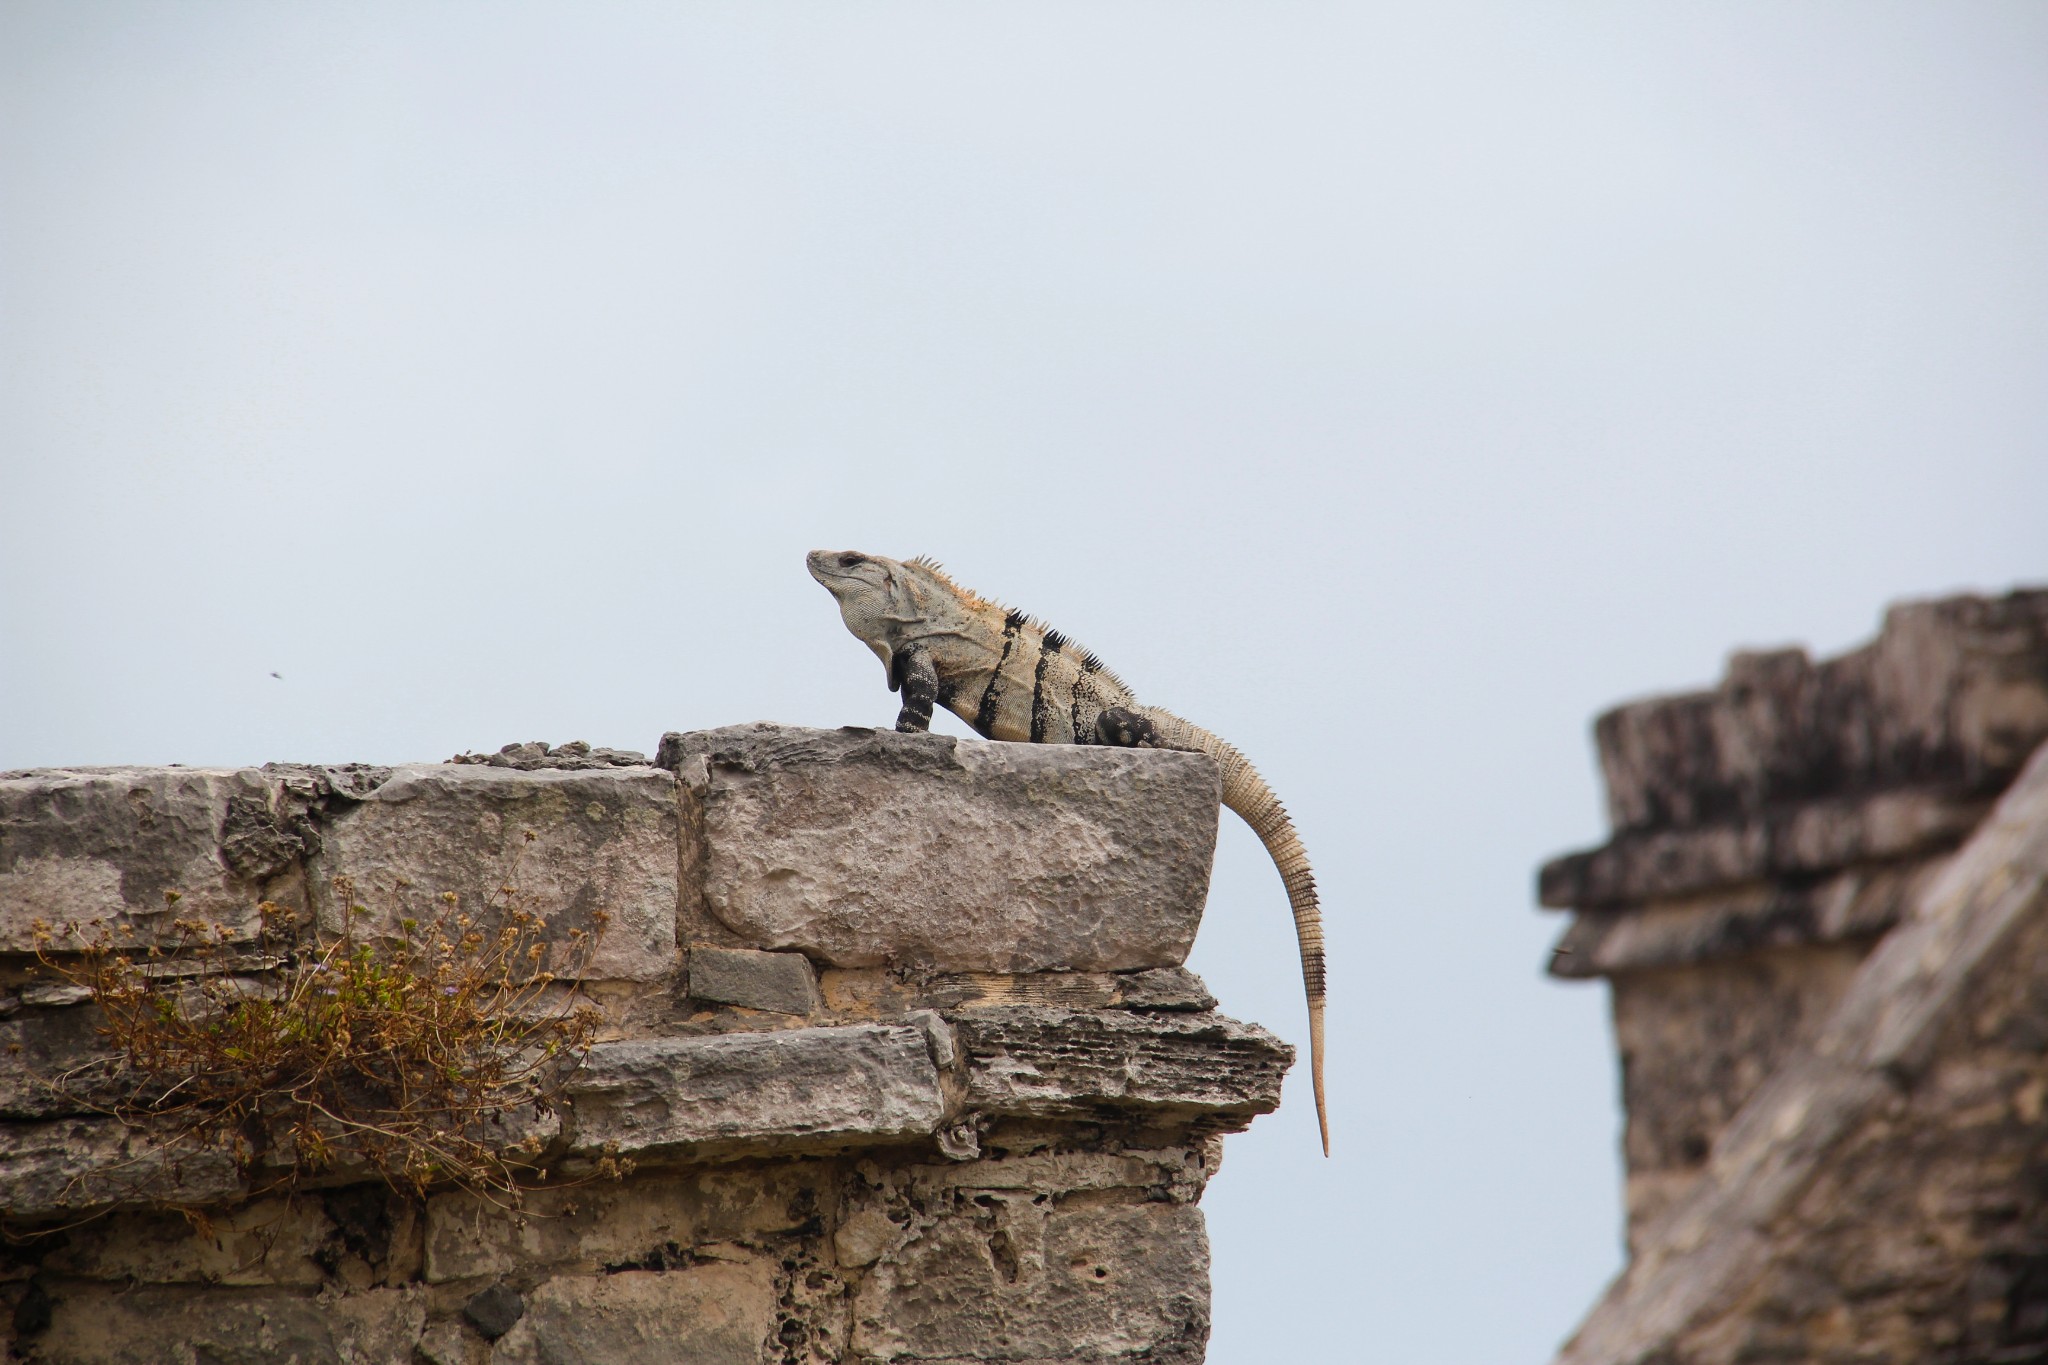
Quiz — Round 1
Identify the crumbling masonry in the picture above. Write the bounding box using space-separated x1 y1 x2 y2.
1542 588 2048 1364
0 725 1291 1364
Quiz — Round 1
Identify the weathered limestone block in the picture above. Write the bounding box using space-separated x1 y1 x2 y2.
565 1025 944 1161
954 1006 1291 1123
0 1116 241 1220
851 1200 1211 1364
1541 590 2048 910
687 944 821 1015
306 763 679 983
659 725 1218 972
1593 591 2048 837
0 767 286 951
489 1264 780 1365
29 1282 425 1365
424 1165 831 1281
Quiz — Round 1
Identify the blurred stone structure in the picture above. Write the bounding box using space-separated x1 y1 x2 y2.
0 725 1290 1364
1542 588 2048 1364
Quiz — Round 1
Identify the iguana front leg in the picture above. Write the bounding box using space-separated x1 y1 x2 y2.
893 646 940 733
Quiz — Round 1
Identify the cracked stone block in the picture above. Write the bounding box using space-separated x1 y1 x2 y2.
306 763 679 984
0 767 284 952
687 945 821 1015
489 1265 777 1365
954 1006 1292 1124
565 1025 944 1161
852 1200 1211 1364
659 724 1218 973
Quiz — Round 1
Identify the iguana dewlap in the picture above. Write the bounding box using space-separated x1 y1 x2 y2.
806 549 1330 1156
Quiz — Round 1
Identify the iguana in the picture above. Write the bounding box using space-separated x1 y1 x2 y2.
807 549 1330 1156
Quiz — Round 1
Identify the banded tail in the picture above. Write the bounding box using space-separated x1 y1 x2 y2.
1138 708 1329 1156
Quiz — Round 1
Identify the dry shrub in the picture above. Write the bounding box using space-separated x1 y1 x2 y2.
30 832 614 1206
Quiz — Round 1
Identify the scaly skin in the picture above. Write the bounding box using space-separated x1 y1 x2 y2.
806 549 1330 1156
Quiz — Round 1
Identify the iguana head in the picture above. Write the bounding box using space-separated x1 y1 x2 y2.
806 550 919 677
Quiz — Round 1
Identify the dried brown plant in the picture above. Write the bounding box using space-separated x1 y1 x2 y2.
28 831 612 1209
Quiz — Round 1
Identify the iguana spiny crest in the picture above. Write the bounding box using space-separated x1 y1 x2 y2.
807 549 1330 1156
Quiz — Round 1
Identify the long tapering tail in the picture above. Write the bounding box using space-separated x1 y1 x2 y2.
1141 708 1329 1156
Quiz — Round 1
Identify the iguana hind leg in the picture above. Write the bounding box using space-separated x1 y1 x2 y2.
1095 706 1162 749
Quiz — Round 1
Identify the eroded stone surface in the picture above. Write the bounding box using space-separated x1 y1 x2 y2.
565 1025 945 1160
1555 743 2048 1365
307 763 679 983
852 1200 1210 1364
424 1164 831 1282
661 725 1218 973
490 1264 779 1365
0 730 1288 1363
0 767 285 951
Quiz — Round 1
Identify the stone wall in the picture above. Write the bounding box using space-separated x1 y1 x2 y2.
1542 588 2048 1363
1541 588 2048 1247
0 725 1292 1365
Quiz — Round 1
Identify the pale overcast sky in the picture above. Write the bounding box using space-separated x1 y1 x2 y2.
3 5 2044 1361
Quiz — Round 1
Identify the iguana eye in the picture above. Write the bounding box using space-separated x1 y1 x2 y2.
838 553 864 569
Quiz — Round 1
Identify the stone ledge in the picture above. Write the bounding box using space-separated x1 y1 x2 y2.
953 1006 1292 1124
562 1025 947 1163
1547 855 1949 978
1538 788 1988 910
662 724 1219 973
0 1117 243 1221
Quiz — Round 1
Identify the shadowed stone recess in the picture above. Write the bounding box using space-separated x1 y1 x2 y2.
687 945 822 1015
659 724 1219 973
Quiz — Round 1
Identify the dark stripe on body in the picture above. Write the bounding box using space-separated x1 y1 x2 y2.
975 611 1027 736
1029 629 1065 742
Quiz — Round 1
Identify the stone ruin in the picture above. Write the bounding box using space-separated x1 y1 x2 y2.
1541 587 2048 1363
0 725 1293 1364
